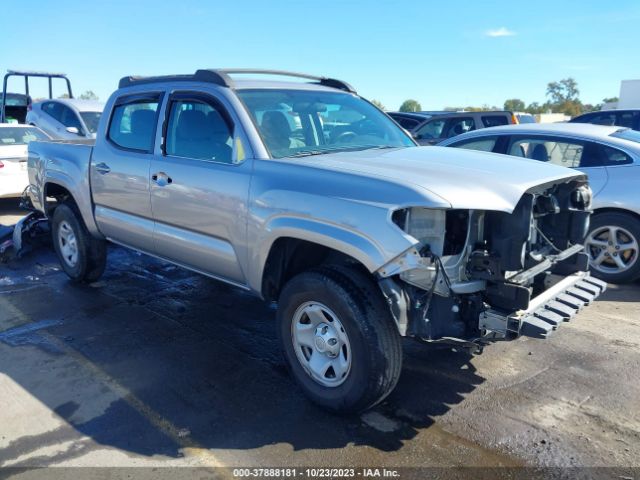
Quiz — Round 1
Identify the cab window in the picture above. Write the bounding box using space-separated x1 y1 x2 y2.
108 95 161 152
444 117 475 138
165 98 234 164
415 118 446 139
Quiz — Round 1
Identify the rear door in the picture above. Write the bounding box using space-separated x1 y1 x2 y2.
149 91 252 286
90 92 163 252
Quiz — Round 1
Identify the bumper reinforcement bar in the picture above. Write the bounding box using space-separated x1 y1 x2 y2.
480 272 607 340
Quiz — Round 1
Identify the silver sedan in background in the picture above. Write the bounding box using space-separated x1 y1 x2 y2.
439 123 640 283
26 98 104 140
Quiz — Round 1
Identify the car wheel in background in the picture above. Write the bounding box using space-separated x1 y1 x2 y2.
585 212 640 284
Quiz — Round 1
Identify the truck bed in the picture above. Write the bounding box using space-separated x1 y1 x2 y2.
26 140 100 236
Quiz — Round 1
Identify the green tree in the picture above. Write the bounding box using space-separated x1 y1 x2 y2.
546 78 580 104
399 99 422 112
504 98 525 112
601 97 618 104
57 93 70 99
370 99 386 111
79 90 99 101
546 78 582 116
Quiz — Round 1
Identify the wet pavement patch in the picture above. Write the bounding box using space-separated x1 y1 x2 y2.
0 243 638 469
0 318 64 353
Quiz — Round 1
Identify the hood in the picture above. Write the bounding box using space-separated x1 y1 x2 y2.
290 146 585 213
0 144 28 160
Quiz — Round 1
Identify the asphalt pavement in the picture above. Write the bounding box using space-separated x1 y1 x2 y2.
0 199 638 478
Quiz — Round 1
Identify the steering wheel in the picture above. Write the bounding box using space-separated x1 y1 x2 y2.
335 131 358 143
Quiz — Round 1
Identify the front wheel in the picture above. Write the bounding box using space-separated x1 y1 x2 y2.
277 265 402 413
585 212 640 283
52 203 107 283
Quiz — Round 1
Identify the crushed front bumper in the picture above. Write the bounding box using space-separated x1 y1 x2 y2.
480 272 607 339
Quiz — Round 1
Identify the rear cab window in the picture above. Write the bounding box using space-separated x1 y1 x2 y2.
108 93 162 152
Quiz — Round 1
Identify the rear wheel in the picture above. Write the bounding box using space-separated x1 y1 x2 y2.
277 265 402 413
52 203 107 283
585 212 640 283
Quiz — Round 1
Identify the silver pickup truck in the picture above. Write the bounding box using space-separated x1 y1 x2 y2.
26 69 605 413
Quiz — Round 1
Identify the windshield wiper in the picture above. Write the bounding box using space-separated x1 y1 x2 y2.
288 150 327 157
367 145 399 150
287 145 400 158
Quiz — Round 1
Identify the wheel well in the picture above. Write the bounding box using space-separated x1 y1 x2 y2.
261 237 369 302
592 207 640 222
44 183 76 215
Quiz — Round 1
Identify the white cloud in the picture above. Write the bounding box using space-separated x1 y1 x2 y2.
485 27 516 37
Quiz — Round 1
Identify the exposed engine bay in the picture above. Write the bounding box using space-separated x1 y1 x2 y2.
379 178 606 349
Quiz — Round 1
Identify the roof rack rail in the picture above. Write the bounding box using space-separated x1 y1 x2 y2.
118 69 356 93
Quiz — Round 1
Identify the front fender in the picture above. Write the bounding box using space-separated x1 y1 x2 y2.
248 215 411 294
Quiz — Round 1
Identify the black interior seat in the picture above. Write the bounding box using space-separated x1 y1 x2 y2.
261 111 292 150
530 143 549 162
130 109 156 150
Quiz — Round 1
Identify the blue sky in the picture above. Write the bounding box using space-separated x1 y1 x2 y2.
3 0 639 110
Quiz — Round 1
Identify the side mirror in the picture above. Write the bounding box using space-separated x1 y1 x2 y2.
412 132 421 140
66 126 83 136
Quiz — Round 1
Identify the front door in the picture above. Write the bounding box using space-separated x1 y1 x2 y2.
150 92 251 286
90 92 163 252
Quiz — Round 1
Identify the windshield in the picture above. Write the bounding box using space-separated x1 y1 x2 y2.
80 111 102 134
237 89 415 158
610 128 640 144
0 127 49 146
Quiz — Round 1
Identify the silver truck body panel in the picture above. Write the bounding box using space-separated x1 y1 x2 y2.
28 78 585 299
27 141 102 237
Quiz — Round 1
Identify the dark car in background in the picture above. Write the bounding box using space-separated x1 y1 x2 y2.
570 109 640 131
0 93 32 124
388 110 522 145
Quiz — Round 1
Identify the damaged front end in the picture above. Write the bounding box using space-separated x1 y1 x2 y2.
378 178 605 351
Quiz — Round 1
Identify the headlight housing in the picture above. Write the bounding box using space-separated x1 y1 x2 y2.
392 207 447 256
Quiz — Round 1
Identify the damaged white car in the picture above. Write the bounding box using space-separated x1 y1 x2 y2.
25 69 605 413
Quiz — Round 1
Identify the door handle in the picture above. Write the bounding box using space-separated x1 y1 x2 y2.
152 172 172 186
95 162 111 174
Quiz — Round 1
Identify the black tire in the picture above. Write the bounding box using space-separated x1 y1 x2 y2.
586 212 640 284
51 202 107 283
277 265 402 413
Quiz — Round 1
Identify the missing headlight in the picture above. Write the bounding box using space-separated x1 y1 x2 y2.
392 208 470 257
